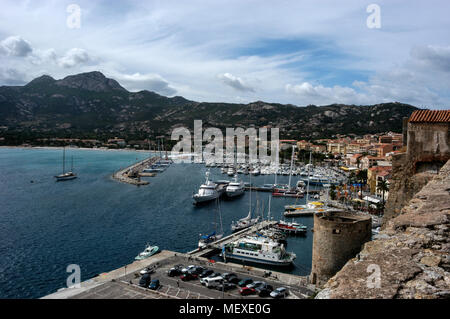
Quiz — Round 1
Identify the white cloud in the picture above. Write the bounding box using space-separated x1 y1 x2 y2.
286 82 369 105
0 36 33 57
411 45 450 72
218 73 255 92
0 67 27 85
0 1 448 108
57 48 92 68
113 72 177 96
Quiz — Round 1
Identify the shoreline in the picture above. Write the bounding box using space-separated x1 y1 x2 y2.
0 145 157 154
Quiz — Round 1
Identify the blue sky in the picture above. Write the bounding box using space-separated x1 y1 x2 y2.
0 0 449 109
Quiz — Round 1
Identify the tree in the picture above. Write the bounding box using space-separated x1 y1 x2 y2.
377 179 389 204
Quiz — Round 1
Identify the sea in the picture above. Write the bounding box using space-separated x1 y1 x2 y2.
0 147 315 298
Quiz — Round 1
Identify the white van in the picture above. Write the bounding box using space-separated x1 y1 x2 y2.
201 276 223 288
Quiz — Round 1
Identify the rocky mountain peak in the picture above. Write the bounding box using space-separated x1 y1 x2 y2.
55 71 127 93
25 75 56 87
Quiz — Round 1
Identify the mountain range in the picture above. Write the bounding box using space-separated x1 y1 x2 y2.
0 71 419 141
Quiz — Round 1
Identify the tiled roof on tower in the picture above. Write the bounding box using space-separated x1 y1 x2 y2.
408 110 450 123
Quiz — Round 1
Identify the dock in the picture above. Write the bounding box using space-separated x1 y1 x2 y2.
112 156 160 185
43 220 316 299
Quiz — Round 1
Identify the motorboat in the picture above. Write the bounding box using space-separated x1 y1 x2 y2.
198 231 224 249
227 167 235 177
225 174 245 198
193 171 220 204
274 220 307 236
135 244 160 260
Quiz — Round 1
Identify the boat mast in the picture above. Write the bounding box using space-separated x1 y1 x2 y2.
248 169 252 219
306 151 312 202
71 155 74 172
62 146 65 174
288 144 295 189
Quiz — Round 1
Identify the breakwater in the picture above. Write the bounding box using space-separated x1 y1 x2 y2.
112 156 160 185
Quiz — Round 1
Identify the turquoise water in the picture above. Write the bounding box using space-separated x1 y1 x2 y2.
0 148 314 298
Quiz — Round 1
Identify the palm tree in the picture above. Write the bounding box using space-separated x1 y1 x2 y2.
377 179 389 204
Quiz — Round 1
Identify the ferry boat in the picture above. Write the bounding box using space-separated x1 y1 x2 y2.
225 174 245 197
193 171 220 204
221 236 296 266
135 244 160 260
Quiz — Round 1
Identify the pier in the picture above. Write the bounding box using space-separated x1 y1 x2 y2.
112 156 160 185
43 220 316 299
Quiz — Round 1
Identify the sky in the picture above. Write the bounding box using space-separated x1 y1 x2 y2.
0 0 449 109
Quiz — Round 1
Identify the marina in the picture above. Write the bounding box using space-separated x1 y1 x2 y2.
44 220 316 299
0 147 316 298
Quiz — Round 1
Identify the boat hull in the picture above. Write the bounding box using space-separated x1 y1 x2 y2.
222 253 294 266
226 189 244 197
193 193 219 203
55 175 77 181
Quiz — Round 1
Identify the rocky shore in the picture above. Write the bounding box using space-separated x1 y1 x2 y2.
317 160 450 299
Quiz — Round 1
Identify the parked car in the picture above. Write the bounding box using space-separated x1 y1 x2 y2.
238 278 253 287
227 276 241 284
139 273 151 287
221 273 237 281
247 281 265 290
181 265 196 274
199 269 214 278
149 279 160 290
167 265 183 277
270 287 289 298
180 273 198 281
215 283 236 291
207 272 222 278
189 266 205 275
257 285 274 297
239 287 256 296
201 276 223 288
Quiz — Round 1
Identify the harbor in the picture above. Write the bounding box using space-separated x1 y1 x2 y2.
44 219 316 299
0 148 316 298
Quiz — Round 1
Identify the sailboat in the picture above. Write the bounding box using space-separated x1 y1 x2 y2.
272 145 303 197
283 151 326 217
198 198 224 249
231 173 260 232
55 147 77 181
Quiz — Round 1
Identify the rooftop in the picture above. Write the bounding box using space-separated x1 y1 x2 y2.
409 110 450 123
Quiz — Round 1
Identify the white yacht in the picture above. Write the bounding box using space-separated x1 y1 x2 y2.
226 174 245 198
193 171 219 204
251 167 260 176
227 167 235 177
221 236 296 266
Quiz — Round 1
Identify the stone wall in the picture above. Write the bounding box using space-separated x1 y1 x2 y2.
384 121 449 225
316 160 450 299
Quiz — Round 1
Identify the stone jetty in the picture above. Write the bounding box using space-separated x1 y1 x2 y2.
112 156 160 186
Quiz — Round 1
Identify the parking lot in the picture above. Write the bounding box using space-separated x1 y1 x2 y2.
119 256 314 299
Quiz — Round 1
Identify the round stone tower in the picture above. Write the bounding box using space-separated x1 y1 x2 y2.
310 210 371 286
